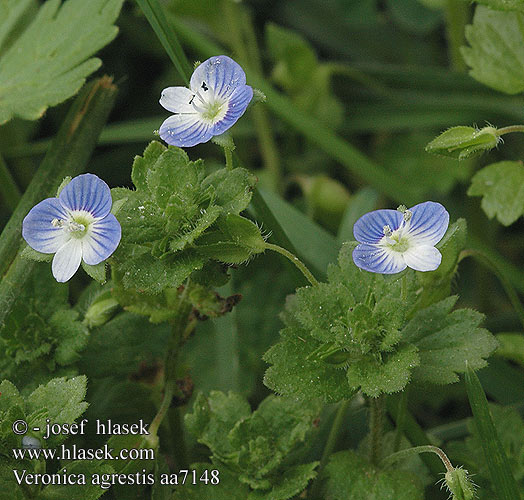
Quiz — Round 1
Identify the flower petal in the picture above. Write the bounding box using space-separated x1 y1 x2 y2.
190 55 247 99
406 201 449 246
212 85 253 137
352 243 407 274
159 114 213 147
403 244 442 272
159 86 196 114
353 209 404 244
52 239 82 282
82 214 121 265
59 173 112 218
22 198 70 253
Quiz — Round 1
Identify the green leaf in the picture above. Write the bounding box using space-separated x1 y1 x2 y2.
495 332 524 366
0 458 26 500
461 6 524 94
403 297 499 384
425 126 499 160
20 244 53 262
467 161 524 226
26 375 88 445
79 312 170 378
112 141 256 298
195 215 266 264
81 261 107 284
0 0 124 123
0 0 33 53
321 450 424 499
40 460 115 500
465 367 522 500
172 464 249 499
0 266 89 387
184 392 320 493
346 345 420 397
473 0 524 12
249 463 318 500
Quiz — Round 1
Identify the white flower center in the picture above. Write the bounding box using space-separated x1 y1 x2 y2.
190 81 228 124
51 210 95 239
379 223 412 253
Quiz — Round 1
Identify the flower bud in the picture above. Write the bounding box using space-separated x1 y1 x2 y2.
84 291 119 328
444 467 476 500
426 125 499 160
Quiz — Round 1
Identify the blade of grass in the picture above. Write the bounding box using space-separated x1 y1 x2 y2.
134 0 192 85
465 366 522 500
337 187 380 244
257 188 338 279
0 77 117 326
0 153 21 212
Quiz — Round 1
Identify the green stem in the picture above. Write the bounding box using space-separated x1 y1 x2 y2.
0 153 21 212
148 379 175 441
380 445 453 472
496 125 524 136
444 0 469 72
393 389 409 452
264 242 319 286
369 396 385 465
149 291 192 444
224 146 233 170
459 249 524 331
309 400 350 498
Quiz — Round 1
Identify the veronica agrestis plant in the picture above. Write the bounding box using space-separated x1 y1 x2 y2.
22 174 121 282
159 55 253 147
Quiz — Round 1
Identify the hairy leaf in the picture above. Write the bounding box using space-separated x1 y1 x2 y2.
468 161 524 226
112 141 257 301
185 392 320 494
321 451 423 499
461 6 524 94
402 297 498 384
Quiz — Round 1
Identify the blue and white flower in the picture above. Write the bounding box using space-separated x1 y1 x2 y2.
352 201 449 274
159 55 253 147
22 174 121 283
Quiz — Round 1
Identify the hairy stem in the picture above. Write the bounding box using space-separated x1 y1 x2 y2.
381 445 453 472
224 146 233 170
393 389 409 452
264 242 319 286
369 396 385 464
496 125 524 136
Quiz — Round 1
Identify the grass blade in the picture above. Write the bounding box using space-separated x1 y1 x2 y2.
134 0 192 85
465 365 522 500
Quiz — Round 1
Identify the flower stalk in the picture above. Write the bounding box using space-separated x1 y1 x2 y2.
264 242 319 286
